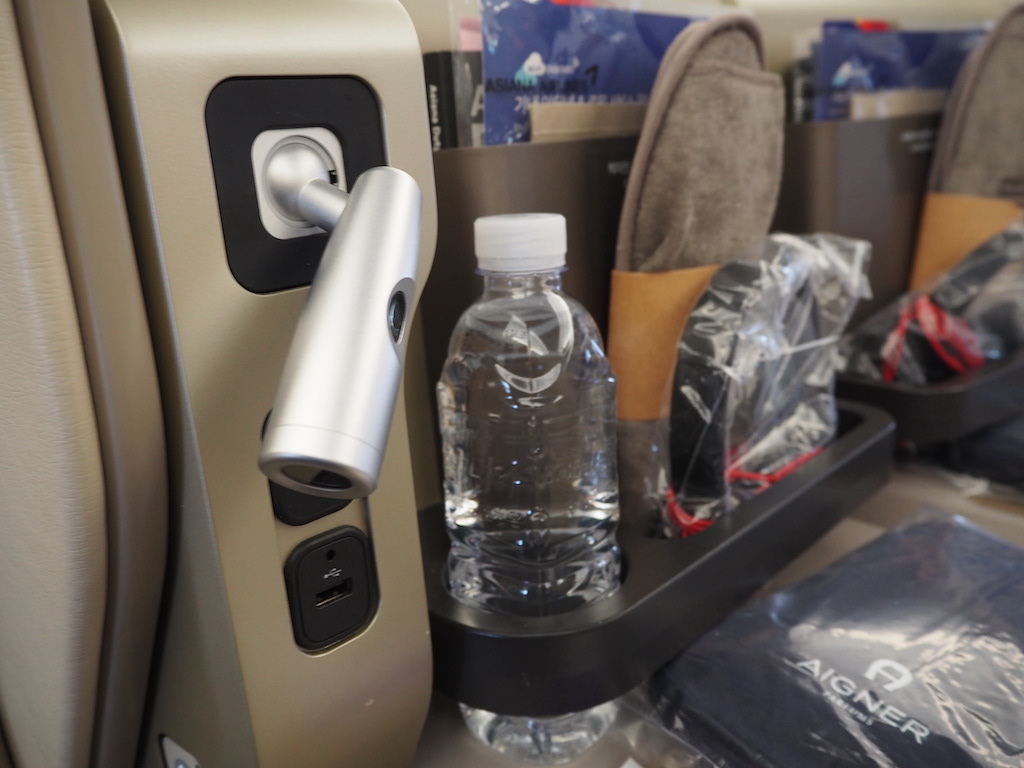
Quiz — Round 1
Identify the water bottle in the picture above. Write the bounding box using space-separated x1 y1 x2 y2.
437 213 621 764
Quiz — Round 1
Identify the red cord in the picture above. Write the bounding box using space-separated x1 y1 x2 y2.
913 296 986 373
669 446 824 537
727 445 825 489
665 488 714 538
881 303 914 382
880 295 985 382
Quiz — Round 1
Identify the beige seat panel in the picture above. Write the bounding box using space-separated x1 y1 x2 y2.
0 1 108 766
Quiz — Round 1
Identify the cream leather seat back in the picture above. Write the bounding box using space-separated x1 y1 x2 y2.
1 0 168 766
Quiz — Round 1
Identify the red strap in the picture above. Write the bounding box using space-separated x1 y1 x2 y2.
880 295 986 381
881 302 914 382
669 445 824 537
665 488 714 538
728 445 824 489
912 295 986 373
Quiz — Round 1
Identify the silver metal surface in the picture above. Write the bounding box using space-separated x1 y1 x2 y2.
266 142 333 222
297 178 348 231
260 137 351 230
159 735 201 768
251 128 345 240
260 165 422 498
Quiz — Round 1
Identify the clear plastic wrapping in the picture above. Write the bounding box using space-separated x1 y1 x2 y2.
843 225 1024 385
667 234 870 534
614 694 717 768
646 513 1024 768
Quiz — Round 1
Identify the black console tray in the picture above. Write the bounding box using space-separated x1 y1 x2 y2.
837 349 1024 446
419 401 894 717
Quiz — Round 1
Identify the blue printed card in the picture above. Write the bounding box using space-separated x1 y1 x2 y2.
813 21 986 121
481 0 694 144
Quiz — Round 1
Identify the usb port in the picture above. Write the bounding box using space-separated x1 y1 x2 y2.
315 578 353 609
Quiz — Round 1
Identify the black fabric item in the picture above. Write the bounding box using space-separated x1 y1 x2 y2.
936 415 1024 490
669 234 867 528
844 228 1024 385
650 516 1024 767
670 260 763 504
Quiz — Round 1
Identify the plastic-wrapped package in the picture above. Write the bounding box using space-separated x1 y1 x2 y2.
668 234 870 534
614 696 717 768
844 226 1024 385
648 514 1024 768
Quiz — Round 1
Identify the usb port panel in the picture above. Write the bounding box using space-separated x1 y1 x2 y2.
315 577 353 609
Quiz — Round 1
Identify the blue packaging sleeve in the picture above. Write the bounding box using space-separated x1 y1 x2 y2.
813 21 986 121
481 0 693 144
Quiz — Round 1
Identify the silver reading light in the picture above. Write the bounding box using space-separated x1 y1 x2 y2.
258 139 421 499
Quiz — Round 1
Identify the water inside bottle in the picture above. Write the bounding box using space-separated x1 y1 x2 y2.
438 275 621 615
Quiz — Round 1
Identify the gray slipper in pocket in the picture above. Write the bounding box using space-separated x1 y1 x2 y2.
609 13 784 522
615 13 784 273
929 3 1024 200
911 3 1024 288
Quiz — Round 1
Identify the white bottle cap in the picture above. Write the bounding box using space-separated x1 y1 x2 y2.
474 213 567 273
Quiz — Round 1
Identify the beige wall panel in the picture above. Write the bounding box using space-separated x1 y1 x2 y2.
93 0 437 766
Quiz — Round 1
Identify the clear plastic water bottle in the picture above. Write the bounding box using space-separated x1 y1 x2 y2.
437 213 621 764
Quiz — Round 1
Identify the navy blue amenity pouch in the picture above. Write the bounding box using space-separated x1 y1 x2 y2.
651 515 1024 767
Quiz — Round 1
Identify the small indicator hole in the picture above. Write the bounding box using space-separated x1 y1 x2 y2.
388 292 407 343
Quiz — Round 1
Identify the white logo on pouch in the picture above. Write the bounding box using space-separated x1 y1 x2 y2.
521 52 546 78
518 52 582 78
786 657 930 745
865 659 914 691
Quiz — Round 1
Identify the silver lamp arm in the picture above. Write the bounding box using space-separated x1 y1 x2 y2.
259 143 421 499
